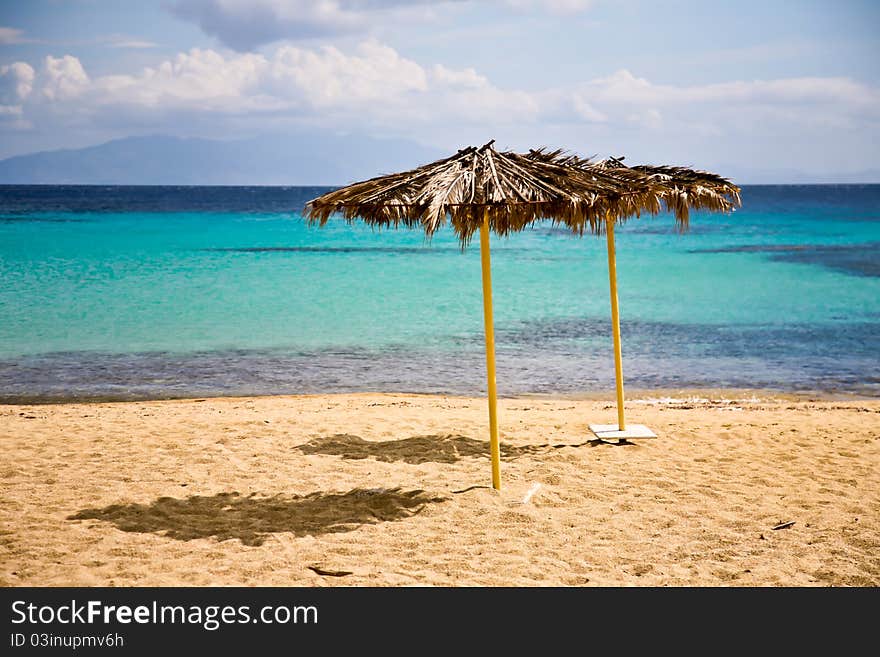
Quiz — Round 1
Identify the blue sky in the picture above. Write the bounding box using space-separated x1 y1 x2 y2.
1 0 878 180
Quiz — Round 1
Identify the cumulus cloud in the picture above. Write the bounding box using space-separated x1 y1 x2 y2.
21 42 537 131
19 47 880 126
3 41 877 173
0 62 35 104
563 68 880 135
0 62 35 128
167 0 456 51
42 55 90 101
582 69 877 109
19 46 880 130
267 41 428 107
89 49 266 110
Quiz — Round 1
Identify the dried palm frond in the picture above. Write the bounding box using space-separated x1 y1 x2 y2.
304 141 741 245
304 140 664 246
591 155 742 230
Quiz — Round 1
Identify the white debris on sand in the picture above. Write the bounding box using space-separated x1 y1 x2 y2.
522 483 542 504
630 395 764 410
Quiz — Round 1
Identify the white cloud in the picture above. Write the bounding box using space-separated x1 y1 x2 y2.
108 38 160 49
570 92 606 122
428 66 539 124
547 0 594 11
25 42 534 130
431 64 486 89
167 1 599 51
167 0 456 51
504 0 594 13
267 41 428 107
89 49 268 110
42 56 90 101
4 43 877 173
0 62 35 104
580 69 879 109
0 62 35 129
560 68 880 136
20 49 880 132
0 26 29 45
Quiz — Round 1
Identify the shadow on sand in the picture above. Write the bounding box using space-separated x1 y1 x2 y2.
295 433 632 464
69 488 447 546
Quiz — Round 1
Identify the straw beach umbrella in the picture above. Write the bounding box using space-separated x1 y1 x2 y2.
531 151 742 440
303 140 740 489
304 140 663 490
593 155 742 230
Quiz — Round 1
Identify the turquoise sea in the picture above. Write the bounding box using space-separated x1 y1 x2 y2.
1 184 878 401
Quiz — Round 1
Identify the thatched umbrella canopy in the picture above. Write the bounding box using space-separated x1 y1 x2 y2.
524 150 742 231
305 140 663 246
304 140 740 487
592 155 742 228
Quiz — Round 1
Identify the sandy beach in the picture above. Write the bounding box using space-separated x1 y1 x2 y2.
1 390 878 587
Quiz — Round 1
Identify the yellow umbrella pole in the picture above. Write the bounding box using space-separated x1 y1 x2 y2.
479 209 501 490
605 213 626 431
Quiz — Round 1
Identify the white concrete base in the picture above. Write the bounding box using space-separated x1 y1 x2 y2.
589 423 657 440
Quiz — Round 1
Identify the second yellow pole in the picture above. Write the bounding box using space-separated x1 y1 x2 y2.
479 210 501 490
605 214 626 431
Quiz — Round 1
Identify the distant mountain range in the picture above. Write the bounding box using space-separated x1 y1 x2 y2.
0 134 876 185
0 134 445 186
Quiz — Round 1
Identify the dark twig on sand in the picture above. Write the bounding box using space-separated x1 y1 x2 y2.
308 565 352 577
771 521 795 530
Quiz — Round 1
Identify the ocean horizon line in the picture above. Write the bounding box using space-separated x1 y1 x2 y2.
3 182 880 189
